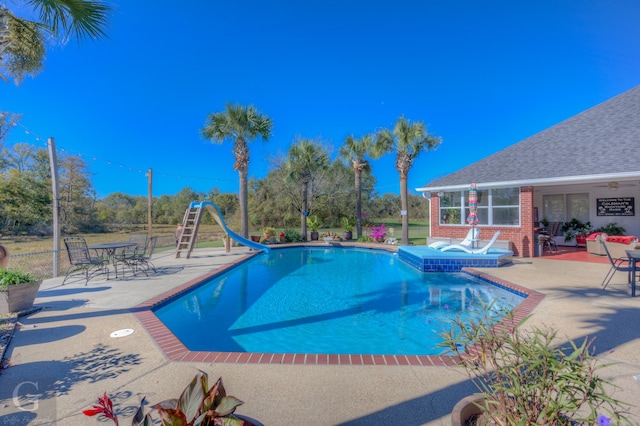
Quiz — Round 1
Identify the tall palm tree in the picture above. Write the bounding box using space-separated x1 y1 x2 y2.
285 139 330 240
375 115 441 245
1 0 111 84
339 134 378 239
202 103 273 238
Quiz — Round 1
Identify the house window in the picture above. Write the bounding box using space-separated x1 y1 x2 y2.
491 188 520 225
567 193 589 223
439 191 463 224
543 193 589 223
439 187 520 226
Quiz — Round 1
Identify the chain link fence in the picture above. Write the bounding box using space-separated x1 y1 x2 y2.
5 232 225 280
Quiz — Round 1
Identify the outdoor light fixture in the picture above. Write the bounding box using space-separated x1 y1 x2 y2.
437 192 444 197
608 182 619 191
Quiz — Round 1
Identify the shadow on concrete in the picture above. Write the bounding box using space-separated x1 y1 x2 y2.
0 344 142 424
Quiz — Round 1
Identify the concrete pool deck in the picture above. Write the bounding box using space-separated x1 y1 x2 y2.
1 244 639 425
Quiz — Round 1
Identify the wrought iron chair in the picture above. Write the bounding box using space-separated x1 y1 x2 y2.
114 234 148 277
130 236 158 276
63 237 109 285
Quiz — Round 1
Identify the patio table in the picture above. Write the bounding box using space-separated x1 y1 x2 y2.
88 242 137 278
625 249 640 297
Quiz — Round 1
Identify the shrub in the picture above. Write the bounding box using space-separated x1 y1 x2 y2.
283 229 303 243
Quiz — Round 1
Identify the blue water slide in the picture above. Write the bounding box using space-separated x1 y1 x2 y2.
189 201 271 253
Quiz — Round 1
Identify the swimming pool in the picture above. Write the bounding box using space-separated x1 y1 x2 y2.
153 247 525 356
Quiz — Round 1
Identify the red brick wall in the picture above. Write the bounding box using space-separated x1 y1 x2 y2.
429 186 536 257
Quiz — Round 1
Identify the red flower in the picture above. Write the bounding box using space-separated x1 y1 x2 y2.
279 232 285 237
83 392 119 425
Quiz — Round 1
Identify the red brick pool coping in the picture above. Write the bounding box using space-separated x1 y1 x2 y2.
133 248 545 366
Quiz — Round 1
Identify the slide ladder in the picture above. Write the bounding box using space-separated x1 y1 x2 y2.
175 201 270 259
175 206 203 258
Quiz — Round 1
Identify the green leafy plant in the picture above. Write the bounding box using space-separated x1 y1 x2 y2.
562 218 592 243
595 222 626 236
357 235 373 242
340 217 355 233
438 306 631 425
283 228 303 242
0 268 36 289
261 226 275 237
84 372 255 426
306 215 320 232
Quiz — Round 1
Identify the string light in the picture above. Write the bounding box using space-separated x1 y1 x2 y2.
6 122 235 184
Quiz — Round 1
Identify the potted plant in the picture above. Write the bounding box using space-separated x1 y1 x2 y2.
261 226 276 244
84 371 261 425
307 215 320 241
440 306 630 425
340 217 355 240
562 218 591 245
369 223 387 243
595 222 626 236
0 268 42 314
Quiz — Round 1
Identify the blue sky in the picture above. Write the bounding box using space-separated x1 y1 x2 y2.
3 0 640 198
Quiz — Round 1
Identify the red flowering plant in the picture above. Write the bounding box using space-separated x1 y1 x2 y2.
83 392 119 426
84 372 255 426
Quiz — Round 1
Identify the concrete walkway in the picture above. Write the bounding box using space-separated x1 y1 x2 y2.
1 247 639 425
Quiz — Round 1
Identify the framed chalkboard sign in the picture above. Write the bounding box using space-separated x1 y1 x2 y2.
596 197 635 216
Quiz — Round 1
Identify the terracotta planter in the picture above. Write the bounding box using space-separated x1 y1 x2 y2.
0 280 42 314
451 394 485 426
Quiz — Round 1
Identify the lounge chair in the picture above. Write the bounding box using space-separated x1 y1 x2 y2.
440 231 501 254
599 237 634 290
429 228 479 250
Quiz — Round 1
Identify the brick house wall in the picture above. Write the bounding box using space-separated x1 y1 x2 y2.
429 186 536 257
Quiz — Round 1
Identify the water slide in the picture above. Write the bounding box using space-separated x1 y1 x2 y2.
189 201 271 253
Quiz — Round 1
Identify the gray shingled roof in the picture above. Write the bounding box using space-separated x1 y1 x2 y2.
421 85 640 189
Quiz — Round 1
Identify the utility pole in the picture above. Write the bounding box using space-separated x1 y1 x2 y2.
48 138 60 277
147 168 153 242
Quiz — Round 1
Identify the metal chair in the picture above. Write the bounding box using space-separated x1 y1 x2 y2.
63 237 109 285
114 234 148 276
130 236 157 275
599 237 634 289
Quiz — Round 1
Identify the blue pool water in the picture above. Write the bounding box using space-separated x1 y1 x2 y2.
154 247 524 356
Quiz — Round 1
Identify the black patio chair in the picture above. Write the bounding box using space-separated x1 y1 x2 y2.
130 236 158 276
63 237 109 285
114 234 148 277
599 237 634 290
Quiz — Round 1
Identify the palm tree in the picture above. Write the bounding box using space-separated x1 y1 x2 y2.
375 115 441 245
1 0 111 84
285 139 330 240
339 134 378 239
202 103 273 238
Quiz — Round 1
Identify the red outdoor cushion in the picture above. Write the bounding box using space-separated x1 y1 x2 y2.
605 236 638 245
586 232 605 241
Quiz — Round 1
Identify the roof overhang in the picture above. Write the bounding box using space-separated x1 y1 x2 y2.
415 171 640 194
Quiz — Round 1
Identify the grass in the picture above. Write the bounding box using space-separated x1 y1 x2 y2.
0 220 430 255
